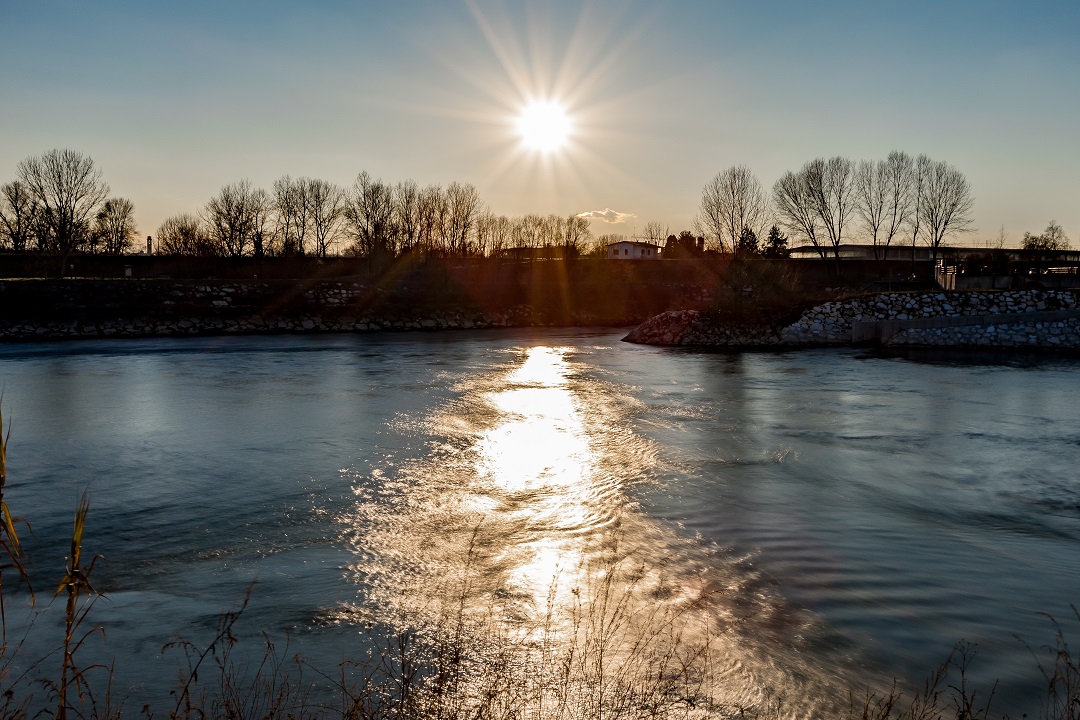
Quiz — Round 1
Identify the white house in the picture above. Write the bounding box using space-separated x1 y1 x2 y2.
605 241 661 259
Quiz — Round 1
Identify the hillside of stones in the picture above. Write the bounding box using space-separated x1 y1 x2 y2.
623 290 1080 349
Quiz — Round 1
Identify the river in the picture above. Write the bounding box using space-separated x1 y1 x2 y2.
1 329 1078 717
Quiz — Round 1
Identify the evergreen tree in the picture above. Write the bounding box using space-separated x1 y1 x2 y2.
762 225 789 257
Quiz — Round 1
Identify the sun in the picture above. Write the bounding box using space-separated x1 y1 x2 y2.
516 100 572 153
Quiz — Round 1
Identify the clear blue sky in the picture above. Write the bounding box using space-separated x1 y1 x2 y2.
2 0 1077 246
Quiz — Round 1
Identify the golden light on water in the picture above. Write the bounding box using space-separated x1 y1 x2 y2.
340 343 848 716
475 346 601 601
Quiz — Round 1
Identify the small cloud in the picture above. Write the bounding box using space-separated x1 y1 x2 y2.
576 208 636 224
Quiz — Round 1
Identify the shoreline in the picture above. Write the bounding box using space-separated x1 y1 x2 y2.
622 288 1080 350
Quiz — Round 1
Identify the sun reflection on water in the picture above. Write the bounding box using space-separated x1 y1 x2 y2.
337 343 853 717
474 346 609 604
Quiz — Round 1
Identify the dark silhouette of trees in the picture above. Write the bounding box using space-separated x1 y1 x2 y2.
562 214 590 255
306 179 344 258
736 226 759 256
93 198 138 255
344 171 395 258
415 184 446 255
0 180 40 252
157 213 215 256
205 180 269 257
273 176 310 256
773 156 856 264
1022 221 1071 251
855 151 914 260
393 180 421 253
907 154 931 264
16 149 109 273
773 168 823 259
663 230 703 258
919 158 975 259
642 221 669 246
762 225 789 258
806 156 856 261
445 181 482 256
271 176 343 257
0 150 988 271
699 165 768 253
249 188 273 258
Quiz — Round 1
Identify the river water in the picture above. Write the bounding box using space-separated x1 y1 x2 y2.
1 330 1078 717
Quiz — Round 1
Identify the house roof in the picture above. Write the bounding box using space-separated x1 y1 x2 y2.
605 241 660 249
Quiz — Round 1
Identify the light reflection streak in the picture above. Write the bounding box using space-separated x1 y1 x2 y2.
338 343 854 718
474 346 610 605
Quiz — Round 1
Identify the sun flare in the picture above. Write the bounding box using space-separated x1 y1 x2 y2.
516 100 572 153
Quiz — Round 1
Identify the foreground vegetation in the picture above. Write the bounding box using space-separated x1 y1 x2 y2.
2 405 1079 719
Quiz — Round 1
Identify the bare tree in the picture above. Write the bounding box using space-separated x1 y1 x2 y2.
519 214 545 249
641 221 669 246
94 198 138 255
249 187 273 257
17 149 110 273
344 171 395 258
273 175 309 256
1022 220 1070 251
908 154 932 264
394 180 420 252
206 179 264 257
474 210 496 257
773 169 824 260
699 165 769 253
0 180 40 252
854 159 887 256
563 214 591 255
805 156 856 261
879 151 915 259
445 181 482 256
920 159 974 259
538 214 564 249
305 178 344 257
416 184 446 255
989 225 1008 250
856 154 915 260
157 213 215 256
475 212 525 257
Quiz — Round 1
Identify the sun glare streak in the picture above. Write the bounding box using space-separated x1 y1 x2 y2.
451 0 657 193
516 100 572 153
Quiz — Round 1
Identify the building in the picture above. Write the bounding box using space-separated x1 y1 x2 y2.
605 241 661 259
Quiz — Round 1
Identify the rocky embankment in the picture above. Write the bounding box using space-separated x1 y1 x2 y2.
622 310 786 346
0 280 619 341
0 306 560 340
624 290 1080 349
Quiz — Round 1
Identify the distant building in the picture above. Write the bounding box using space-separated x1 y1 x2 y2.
605 241 661 259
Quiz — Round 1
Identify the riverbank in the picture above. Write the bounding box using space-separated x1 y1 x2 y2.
0 273 700 341
623 289 1080 349
0 303 580 340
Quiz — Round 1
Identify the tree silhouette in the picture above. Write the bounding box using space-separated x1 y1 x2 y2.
0 180 39 252
94 198 138 255
16 149 109 274
699 165 768 253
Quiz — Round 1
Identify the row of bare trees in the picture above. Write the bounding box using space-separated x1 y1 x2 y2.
157 172 595 259
0 150 138 263
698 153 975 261
1 150 599 263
